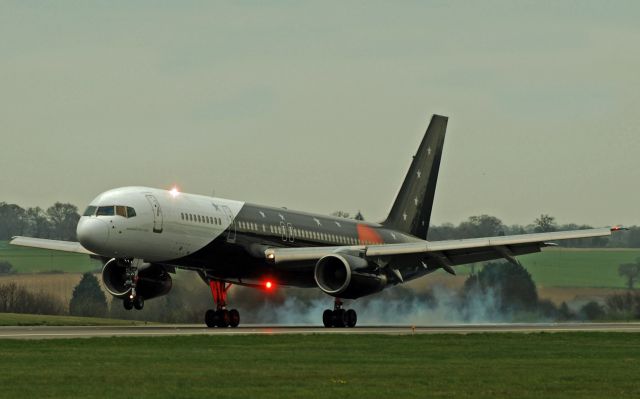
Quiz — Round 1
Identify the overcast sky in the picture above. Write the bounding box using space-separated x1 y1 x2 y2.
1 2 638 227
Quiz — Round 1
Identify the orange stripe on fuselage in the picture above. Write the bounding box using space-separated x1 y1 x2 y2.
356 224 384 244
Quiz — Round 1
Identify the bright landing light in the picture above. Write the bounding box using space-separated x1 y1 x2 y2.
170 187 180 197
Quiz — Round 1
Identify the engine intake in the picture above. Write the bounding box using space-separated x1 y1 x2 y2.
101 259 172 300
314 254 388 299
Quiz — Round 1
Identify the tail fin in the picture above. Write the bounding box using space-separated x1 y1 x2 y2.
382 114 448 239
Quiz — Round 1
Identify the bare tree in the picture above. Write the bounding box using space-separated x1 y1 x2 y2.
534 214 556 233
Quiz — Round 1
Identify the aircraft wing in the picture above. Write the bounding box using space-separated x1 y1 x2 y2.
9 236 96 255
264 227 617 269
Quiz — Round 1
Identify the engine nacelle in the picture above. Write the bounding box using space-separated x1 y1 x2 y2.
101 259 172 300
314 254 388 299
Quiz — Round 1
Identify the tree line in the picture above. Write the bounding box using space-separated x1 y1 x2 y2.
0 202 80 241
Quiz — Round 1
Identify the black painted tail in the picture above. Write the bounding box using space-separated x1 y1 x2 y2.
382 114 448 239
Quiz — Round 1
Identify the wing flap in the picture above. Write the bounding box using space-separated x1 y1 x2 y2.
9 236 95 255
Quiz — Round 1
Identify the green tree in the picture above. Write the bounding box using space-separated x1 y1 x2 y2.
24 206 51 238
0 261 14 275
47 202 80 241
458 215 505 238
579 301 605 320
0 202 26 240
69 273 108 317
618 259 640 290
463 261 538 312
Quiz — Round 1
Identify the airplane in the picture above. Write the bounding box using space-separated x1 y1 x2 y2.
10 114 622 328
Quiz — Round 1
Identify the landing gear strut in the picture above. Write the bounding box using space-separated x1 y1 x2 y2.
323 299 357 328
205 280 240 328
121 260 144 311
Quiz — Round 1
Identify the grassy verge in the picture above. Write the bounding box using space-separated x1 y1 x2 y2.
0 333 638 398
0 312 149 326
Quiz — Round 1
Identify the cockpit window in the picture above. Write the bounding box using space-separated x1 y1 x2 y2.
95 205 136 218
96 206 115 216
116 206 127 217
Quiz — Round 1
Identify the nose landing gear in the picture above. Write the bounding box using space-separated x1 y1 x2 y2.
205 280 240 328
323 299 357 328
121 260 144 311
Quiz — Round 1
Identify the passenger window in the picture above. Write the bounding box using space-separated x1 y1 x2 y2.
96 206 115 216
115 206 127 217
83 206 97 216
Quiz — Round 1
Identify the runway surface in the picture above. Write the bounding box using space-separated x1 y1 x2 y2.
2 323 640 339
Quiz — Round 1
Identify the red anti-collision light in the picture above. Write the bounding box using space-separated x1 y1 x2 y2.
265 281 273 289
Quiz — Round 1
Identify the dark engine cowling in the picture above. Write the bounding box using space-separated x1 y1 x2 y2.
101 259 172 300
314 254 388 299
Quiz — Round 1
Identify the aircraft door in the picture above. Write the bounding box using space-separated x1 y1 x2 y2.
145 194 163 233
287 223 294 243
220 205 236 243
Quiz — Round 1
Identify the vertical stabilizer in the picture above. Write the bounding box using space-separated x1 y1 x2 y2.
382 114 448 239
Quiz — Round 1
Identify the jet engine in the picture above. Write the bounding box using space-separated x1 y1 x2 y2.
101 259 172 300
314 254 388 299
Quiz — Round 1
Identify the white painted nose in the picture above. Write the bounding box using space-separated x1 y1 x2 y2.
77 218 109 253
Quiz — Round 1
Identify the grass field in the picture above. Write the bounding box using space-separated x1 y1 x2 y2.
0 333 638 398
0 240 100 273
451 247 640 289
0 312 148 326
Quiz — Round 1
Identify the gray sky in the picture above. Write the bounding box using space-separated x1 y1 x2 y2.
1 2 639 227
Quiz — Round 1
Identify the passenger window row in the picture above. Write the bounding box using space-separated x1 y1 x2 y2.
181 212 222 226
236 220 375 245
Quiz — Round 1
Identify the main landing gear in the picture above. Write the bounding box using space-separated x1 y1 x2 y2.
323 299 357 328
205 280 240 328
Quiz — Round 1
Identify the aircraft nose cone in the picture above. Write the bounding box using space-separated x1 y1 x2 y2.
77 218 109 253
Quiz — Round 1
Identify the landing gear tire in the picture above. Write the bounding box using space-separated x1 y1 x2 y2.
123 298 133 310
332 309 346 328
205 309 217 328
345 309 357 328
217 309 230 328
322 309 333 328
229 309 240 328
133 296 144 310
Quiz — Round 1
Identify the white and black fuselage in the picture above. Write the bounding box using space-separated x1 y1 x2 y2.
78 186 424 289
